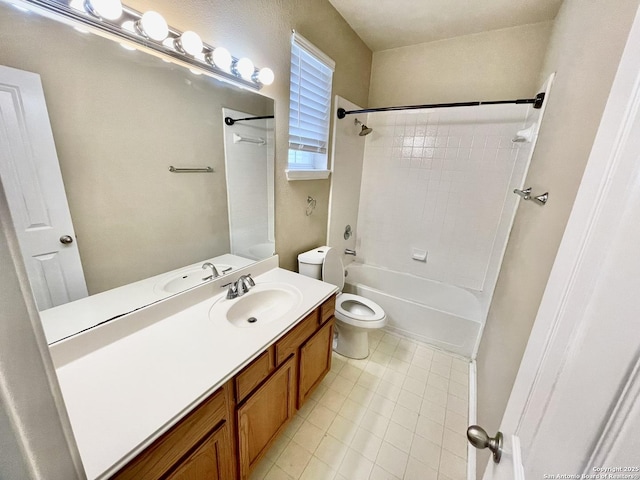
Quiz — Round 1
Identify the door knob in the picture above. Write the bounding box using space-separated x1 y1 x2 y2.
59 235 74 245
467 425 503 463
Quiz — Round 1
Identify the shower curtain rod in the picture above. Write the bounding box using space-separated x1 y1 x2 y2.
336 92 545 119
224 115 274 126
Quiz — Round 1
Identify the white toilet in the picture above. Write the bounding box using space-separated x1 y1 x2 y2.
298 246 387 359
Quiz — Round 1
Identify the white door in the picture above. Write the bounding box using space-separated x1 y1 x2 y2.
0 65 88 310
481 5 640 479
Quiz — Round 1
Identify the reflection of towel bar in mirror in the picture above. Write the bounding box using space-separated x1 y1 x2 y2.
168 166 214 173
233 133 266 145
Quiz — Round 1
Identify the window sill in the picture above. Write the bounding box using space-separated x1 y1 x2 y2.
285 169 331 181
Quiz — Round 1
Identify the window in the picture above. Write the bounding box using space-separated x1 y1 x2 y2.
287 32 335 180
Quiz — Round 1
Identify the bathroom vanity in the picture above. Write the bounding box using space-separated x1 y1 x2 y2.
48 257 337 480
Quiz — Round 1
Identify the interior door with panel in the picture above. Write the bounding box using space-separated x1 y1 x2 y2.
479 6 640 478
0 65 87 310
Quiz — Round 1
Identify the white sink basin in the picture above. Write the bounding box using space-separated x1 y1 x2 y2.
155 264 233 294
209 283 303 328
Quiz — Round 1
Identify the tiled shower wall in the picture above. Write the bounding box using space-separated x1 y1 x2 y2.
356 105 537 295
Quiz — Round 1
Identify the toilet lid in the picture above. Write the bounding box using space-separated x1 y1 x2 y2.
322 247 345 290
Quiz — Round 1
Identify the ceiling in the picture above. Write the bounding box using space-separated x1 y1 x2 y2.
328 0 563 52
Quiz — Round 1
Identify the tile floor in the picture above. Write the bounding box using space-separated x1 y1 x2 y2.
249 330 470 480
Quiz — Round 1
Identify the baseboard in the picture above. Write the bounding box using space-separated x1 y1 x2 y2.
468 359 477 480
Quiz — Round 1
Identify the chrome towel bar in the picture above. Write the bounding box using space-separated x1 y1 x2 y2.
168 166 214 173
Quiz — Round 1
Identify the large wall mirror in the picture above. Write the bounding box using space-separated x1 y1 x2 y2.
0 1 275 343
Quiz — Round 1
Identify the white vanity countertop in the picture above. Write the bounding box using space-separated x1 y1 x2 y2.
51 266 337 480
40 253 255 344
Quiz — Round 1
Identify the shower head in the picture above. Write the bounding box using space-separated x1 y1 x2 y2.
354 118 373 136
359 125 373 136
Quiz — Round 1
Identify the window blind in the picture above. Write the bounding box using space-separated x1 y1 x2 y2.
288 33 334 169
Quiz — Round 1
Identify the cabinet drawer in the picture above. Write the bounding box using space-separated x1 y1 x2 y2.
320 295 336 325
274 309 319 365
235 347 275 403
111 385 228 480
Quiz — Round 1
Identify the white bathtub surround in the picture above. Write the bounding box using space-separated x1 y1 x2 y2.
357 104 540 309
49 258 337 479
250 331 471 480
344 263 482 358
222 107 275 259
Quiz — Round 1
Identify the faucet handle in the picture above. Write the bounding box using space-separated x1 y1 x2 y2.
222 282 238 299
245 274 255 287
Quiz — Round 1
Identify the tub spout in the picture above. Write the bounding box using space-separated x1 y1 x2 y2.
345 249 356 256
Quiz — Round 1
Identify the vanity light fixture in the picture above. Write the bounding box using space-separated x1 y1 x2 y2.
16 0 274 90
84 0 122 20
234 57 255 81
207 46 232 72
174 30 203 56
135 10 168 41
256 67 274 86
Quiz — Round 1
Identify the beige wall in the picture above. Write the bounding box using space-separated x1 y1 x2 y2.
476 0 640 476
126 0 373 271
368 22 553 108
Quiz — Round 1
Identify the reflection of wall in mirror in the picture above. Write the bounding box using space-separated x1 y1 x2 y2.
222 108 275 260
0 4 273 296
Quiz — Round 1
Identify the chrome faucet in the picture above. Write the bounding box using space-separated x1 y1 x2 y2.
345 249 356 256
225 274 255 299
202 262 220 281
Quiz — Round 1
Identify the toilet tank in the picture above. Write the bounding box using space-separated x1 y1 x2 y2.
297 247 329 280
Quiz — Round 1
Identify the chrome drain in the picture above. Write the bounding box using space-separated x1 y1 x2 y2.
247 317 257 324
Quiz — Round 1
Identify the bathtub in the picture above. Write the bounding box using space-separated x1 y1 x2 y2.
343 263 482 358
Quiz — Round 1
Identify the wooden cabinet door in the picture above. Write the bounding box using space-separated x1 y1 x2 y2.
237 356 296 480
298 318 334 406
165 422 233 480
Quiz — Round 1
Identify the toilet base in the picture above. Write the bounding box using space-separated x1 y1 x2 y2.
334 322 370 359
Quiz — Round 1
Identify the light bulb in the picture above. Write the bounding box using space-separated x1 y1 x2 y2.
235 57 254 80
189 68 202 76
85 0 122 20
210 47 232 72
137 11 168 41
120 42 136 51
176 31 203 56
257 67 274 85
121 20 135 33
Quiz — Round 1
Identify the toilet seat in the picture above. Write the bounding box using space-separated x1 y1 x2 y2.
335 293 387 328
